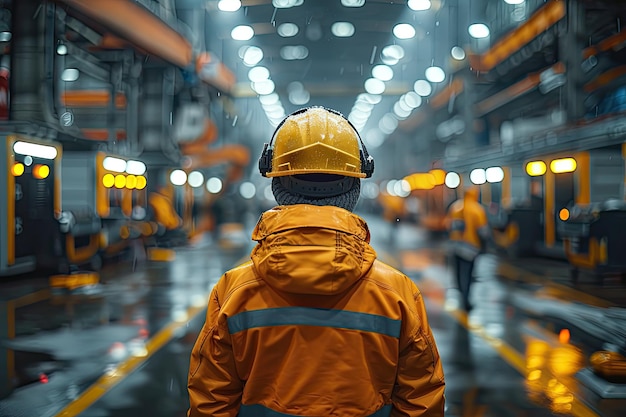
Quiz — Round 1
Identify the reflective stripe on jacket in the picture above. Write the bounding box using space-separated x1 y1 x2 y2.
188 204 445 417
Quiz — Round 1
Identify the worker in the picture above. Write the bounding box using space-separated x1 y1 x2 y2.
446 186 490 312
187 106 445 416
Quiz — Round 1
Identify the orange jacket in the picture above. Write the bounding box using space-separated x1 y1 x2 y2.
188 204 445 417
446 188 489 260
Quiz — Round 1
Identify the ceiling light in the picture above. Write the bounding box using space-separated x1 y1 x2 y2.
357 93 382 104
241 46 263 66
252 79 275 95
425 66 445 83
259 93 279 105
451 46 466 60
289 90 310 105
277 23 299 37
486 167 504 183
408 0 431 11
445 172 461 189
381 44 405 65
248 66 270 82
170 170 187 186
379 114 398 134
413 79 432 96
341 0 365 7
393 23 416 39
393 101 411 119
56 43 67 55
364 78 385 95
280 45 309 60
402 91 422 108
504 0 525 4
372 65 393 81
206 177 223 194
231 25 254 41
218 0 241 12
188 171 205 188
0 31 11 42
331 22 355 37
468 23 490 39
470 168 486 185
61 68 79 82
364 129 385 148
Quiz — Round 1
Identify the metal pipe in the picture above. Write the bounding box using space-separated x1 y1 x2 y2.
60 0 193 68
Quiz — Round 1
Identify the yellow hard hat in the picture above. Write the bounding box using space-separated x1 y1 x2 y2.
259 107 373 178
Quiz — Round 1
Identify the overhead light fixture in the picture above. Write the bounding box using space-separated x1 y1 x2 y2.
56 42 68 55
206 177 223 194
240 46 264 67
486 167 505 183
341 0 365 7
331 22 355 38
218 0 241 11
277 23 299 37
413 79 432 96
504 0 525 4
408 0 431 11
259 93 279 106
468 23 490 39
425 66 445 83
252 79 275 95
170 169 187 186
470 168 486 185
280 45 309 60
445 172 461 189
248 66 270 82
231 25 254 41
372 65 393 81
393 23 416 39
239 182 256 199
450 46 466 60
381 45 405 65
187 171 204 188
61 68 79 81
364 78 385 95
273 0 303 8
402 91 422 108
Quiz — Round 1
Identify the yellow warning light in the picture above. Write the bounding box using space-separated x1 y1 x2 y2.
126 174 137 189
559 208 570 221
102 173 115 188
550 157 577 174
11 162 25 176
526 160 547 176
559 328 571 344
136 175 147 190
32 164 50 179
114 174 126 189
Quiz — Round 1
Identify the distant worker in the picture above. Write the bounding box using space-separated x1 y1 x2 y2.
446 186 490 312
188 106 445 417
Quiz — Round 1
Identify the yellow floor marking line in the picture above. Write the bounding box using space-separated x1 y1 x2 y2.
440 288 601 417
52 252 253 417
54 303 207 417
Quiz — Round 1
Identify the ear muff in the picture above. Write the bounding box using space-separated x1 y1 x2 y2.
258 107 375 178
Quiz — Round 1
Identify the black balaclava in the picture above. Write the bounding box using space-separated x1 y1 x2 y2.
272 177 361 212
